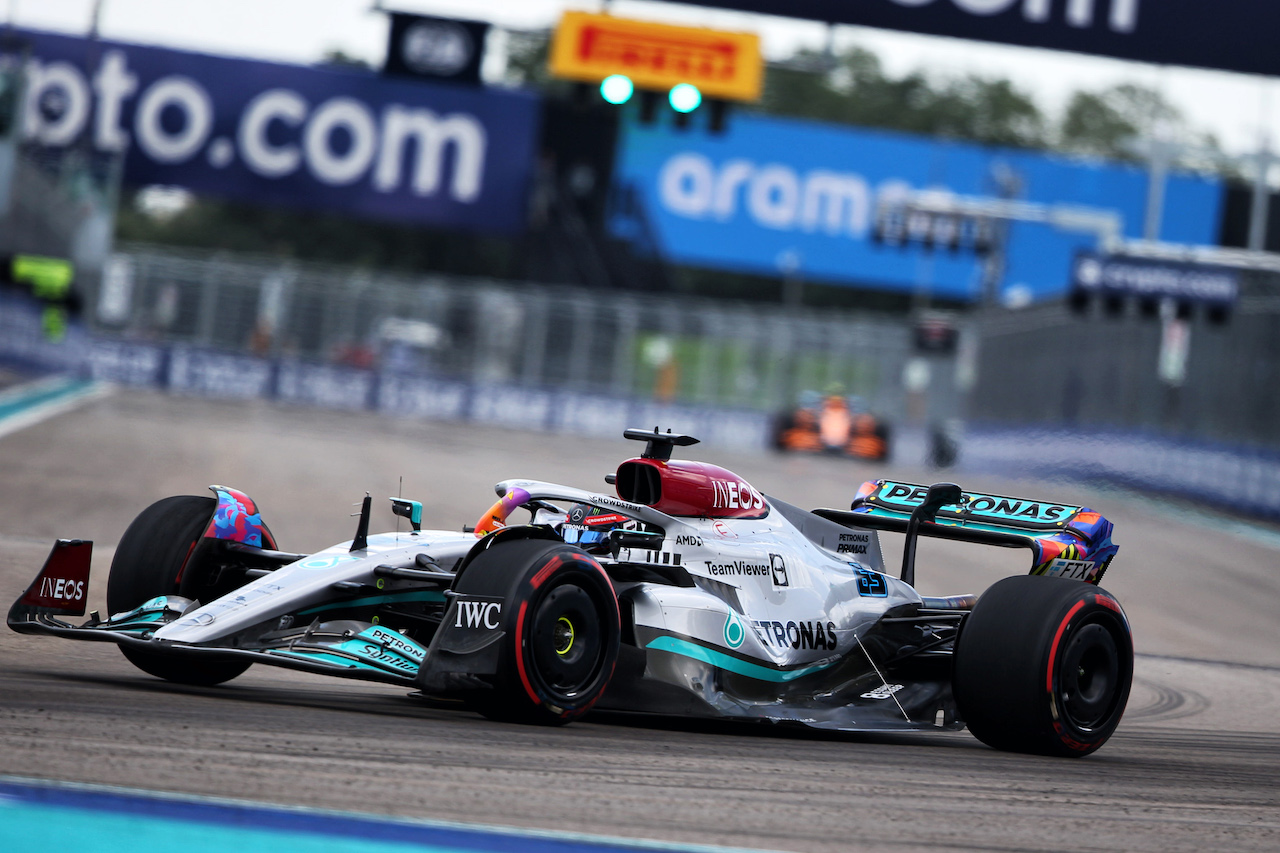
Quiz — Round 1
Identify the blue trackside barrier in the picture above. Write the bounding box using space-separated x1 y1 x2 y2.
0 301 773 454
4 299 1278 518
960 426 1280 523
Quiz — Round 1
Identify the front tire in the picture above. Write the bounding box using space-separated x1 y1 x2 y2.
953 575 1133 757
107 495 251 687
455 537 620 725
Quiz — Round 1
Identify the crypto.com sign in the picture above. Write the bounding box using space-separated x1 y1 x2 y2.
13 29 540 232
688 0 1280 77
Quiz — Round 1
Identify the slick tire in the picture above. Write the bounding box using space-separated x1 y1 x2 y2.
953 575 1133 757
455 538 620 725
106 495 251 687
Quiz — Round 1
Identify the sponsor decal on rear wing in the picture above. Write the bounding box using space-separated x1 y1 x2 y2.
855 480 1082 530
831 480 1120 585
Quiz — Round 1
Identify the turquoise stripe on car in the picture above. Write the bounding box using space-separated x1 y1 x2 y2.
266 649 386 672
645 636 834 683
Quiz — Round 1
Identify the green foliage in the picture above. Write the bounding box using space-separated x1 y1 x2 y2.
761 48 1047 150
115 193 520 278
503 29 552 88
317 48 372 71
1059 83 1226 174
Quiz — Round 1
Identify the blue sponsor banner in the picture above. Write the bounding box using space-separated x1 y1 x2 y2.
612 115 1222 301
167 348 274 399
684 1 1280 78
15 28 539 233
276 362 375 410
1072 252 1239 305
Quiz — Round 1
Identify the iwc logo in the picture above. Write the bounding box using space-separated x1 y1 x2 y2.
723 612 746 649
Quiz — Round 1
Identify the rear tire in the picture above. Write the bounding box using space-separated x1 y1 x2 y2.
953 575 1133 757
455 537 620 725
107 495 251 687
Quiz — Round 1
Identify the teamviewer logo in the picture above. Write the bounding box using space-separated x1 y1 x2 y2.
769 553 789 587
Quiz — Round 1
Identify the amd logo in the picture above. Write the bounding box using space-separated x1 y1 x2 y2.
889 0 1139 33
455 599 502 629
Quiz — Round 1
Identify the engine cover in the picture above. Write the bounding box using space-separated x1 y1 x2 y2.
615 458 767 519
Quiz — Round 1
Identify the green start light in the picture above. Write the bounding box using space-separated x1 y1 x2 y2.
600 74 634 105
668 83 702 114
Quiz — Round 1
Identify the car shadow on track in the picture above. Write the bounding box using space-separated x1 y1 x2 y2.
36 667 985 751
584 708 981 750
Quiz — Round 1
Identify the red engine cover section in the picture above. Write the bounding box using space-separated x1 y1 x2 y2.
615 458 768 519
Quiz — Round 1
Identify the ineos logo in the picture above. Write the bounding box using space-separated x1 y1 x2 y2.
39 576 85 601
456 600 502 629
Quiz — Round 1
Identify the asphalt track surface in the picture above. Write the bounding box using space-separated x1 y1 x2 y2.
1 390 1277 852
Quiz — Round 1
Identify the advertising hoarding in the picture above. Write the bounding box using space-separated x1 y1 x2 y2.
1071 252 1239 305
15 28 539 233
612 114 1222 301
383 13 489 86
549 11 763 102
683 1 1280 77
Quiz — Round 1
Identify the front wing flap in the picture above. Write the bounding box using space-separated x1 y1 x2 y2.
7 539 430 686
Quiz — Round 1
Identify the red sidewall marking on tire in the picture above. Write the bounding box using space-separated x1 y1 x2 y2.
518 551 620 717
1094 593 1123 617
567 555 619 719
568 553 621 623
1045 599 1087 693
530 555 563 590
513 600 541 706
568 658 617 718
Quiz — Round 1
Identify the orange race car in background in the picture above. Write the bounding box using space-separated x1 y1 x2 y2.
773 391 891 461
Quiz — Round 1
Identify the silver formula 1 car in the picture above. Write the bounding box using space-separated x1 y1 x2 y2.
9 428 1132 757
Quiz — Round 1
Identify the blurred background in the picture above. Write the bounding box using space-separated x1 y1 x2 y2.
2 0 1279 519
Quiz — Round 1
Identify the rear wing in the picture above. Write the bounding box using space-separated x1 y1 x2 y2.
814 479 1118 586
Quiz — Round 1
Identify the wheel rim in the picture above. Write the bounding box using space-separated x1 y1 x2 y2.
529 582 606 702
554 616 576 656
1059 620 1122 731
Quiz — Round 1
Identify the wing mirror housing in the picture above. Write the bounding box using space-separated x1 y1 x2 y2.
390 498 423 533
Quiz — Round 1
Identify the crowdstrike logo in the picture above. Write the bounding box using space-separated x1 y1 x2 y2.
887 0 1139 33
22 49 488 201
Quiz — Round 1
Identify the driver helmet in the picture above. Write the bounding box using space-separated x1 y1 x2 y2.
559 503 632 550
